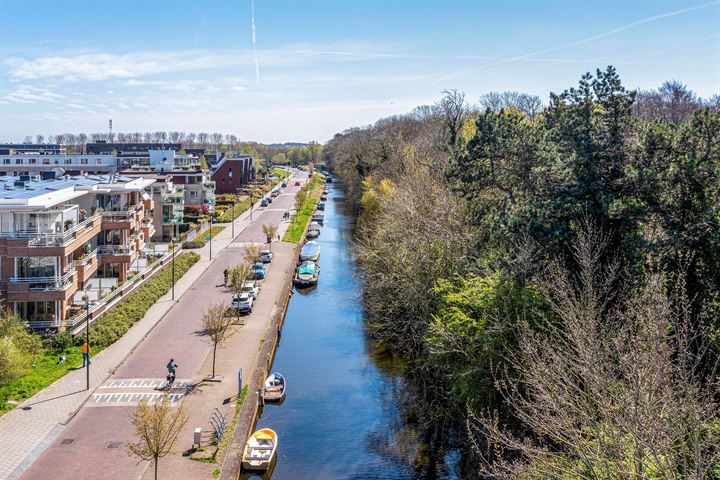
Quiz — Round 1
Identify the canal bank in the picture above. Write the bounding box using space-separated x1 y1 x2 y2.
224 181 458 480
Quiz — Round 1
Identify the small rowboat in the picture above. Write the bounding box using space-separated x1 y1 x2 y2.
242 428 278 471
262 372 286 402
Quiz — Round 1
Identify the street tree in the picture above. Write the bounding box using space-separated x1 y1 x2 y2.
201 303 232 379
242 244 263 265
127 394 189 480
261 224 278 245
228 263 252 324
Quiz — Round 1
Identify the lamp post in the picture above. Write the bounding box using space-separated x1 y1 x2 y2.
171 237 176 301
231 199 235 238
209 214 213 260
85 294 90 390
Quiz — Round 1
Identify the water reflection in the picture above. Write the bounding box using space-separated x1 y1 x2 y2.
252 182 457 480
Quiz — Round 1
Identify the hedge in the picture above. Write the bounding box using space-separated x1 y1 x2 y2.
217 198 251 223
181 226 225 249
83 252 200 347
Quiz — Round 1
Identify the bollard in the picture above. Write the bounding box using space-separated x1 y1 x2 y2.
193 427 202 448
257 387 265 406
238 368 243 395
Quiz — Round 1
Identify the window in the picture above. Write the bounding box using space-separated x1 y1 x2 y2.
29 159 36 165
3 159 9 164
190 191 198 199
14 301 56 321
228 168 233 177
15 159 22 164
65 159 72 164
15 256 56 278
43 159 50 165
81 158 88 165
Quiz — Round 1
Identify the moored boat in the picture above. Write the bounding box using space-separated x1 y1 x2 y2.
262 372 286 402
299 241 320 262
242 428 278 471
320 194 327 201
306 227 320 239
316 202 325 210
311 211 325 225
294 260 320 287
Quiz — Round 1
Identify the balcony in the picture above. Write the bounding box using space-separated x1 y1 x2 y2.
98 244 135 264
161 193 184 205
101 205 142 230
6 268 78 302
73 248 99 283
4 213 102 248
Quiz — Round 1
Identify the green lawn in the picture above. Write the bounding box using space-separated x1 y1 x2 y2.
0 252 200 413
182 225 226 249
282 174 325 243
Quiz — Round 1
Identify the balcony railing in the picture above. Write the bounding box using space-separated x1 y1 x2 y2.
72 248 98 266
101 204 142 221
4 213 101 247
9 268 75 291
97 244 134 256
161 194 184 205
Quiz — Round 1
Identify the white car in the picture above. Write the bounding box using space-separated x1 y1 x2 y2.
232 292 254 313
260 250 273 263
241 280 260 299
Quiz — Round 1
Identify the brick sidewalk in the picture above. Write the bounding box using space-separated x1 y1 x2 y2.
0 193 277 480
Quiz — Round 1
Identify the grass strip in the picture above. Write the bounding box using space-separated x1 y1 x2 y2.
282 174 324 243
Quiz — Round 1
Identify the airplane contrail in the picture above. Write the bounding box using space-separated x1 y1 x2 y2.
434 0 720 84
251 0 259 85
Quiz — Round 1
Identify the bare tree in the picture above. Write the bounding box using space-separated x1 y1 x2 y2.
242 244 263 265
468 226 720 479
261 224 278 245
127 394 189 480
35 134 44 144
228 262 252 324
201 303 232 379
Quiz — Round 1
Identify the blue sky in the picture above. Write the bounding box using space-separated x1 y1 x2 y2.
0 0 718 143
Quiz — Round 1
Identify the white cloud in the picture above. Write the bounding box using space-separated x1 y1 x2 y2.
4 85 64 104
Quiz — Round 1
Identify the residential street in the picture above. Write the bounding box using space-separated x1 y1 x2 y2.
10 173 307 480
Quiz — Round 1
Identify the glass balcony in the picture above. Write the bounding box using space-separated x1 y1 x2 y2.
5 213 102 247
9 268 75 291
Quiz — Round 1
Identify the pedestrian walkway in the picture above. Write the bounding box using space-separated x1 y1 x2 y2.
0 195 270 480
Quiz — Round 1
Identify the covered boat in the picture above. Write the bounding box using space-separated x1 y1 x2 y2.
262 372 286 402
320 194 327 201
294 260 319 287
311 211 325 225
299 241 320 262
316 202 325 210
306 226 320 239
242 428 278 471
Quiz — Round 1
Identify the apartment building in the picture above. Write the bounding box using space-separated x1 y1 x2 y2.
0 144 64 155
0 153 119 177
121 150 215 239
0 174 155 328
211 153 256 194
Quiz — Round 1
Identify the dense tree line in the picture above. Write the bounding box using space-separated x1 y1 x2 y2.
323 67 720 478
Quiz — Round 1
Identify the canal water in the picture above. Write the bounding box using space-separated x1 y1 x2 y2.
250 182 458 480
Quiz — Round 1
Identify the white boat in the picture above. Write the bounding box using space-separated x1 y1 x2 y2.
242 428 278 471
311 211 325 225
299 241 320 262
262 372 286 402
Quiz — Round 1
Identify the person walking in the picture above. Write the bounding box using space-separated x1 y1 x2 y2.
223 268 229 285
81 342 91 367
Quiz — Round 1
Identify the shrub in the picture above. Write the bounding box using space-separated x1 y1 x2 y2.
182 241 204 249
50 333 74 352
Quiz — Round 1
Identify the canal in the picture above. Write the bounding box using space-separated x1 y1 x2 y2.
249 181 458 480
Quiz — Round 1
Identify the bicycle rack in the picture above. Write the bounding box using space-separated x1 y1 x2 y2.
208 408 227 445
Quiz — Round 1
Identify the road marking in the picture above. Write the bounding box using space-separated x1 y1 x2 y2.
88 392 184 407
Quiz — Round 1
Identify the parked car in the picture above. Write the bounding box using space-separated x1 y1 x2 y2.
231 292 254 314
252 262 266 280
294 181 301 186
267 196 273 204
271 190 280 197
260 198 269 207
261 250 273 263
281 181 287 187
241 280 260 299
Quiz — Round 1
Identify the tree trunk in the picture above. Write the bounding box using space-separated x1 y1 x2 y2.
212 343 217 378
154 457 158 480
